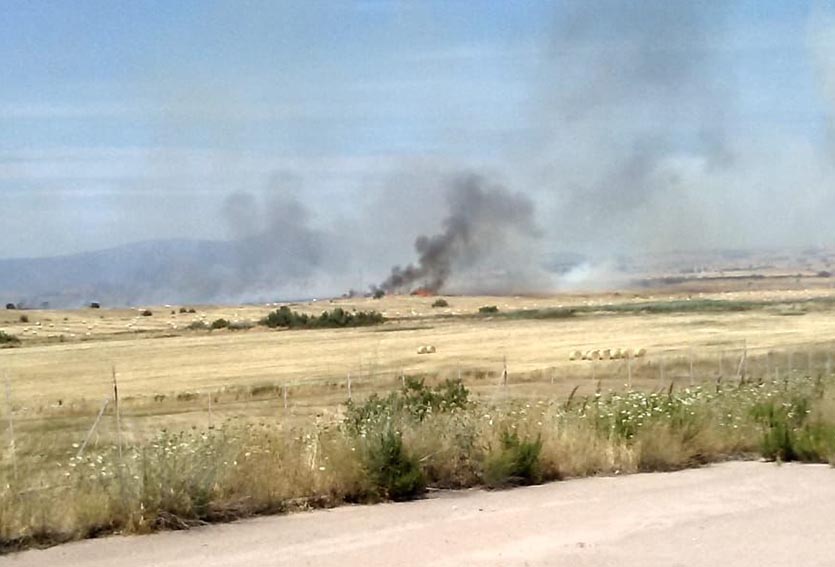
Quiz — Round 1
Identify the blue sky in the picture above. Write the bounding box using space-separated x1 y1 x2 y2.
1 0 834 259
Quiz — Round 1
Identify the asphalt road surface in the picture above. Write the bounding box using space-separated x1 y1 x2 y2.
5 461 835 567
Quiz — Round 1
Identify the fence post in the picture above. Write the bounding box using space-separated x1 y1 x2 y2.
742 340 748 381
283 384 288 409
626 356 632 389
688 348 694 386
208 393 213 428
77 399 110 458
4 373 17 482
112 366 122 459
501 356 508 387
347 372 352 401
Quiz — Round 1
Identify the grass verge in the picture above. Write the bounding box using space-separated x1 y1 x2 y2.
3 375 835 553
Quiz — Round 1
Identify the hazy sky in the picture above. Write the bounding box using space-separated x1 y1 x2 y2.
1 0 833 259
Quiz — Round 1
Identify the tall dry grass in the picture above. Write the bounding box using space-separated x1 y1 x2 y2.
2 374 835 553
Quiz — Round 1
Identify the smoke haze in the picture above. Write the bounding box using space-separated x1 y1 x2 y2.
377 173 542 294
3 2 835 304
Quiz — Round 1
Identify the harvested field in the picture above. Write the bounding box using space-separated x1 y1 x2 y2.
3 282 835 551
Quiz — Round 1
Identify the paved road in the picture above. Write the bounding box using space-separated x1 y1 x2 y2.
5 461 835 567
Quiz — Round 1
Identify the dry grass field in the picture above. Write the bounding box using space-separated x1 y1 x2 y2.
2 284 835 404
3 278 835 550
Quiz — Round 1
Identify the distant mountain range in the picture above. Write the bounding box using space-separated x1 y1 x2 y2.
0 239 290 308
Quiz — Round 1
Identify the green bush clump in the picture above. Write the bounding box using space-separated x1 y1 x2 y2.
260 306 384 330
0 331 20 346
483 430 543 488
478 305 499 314
19 314 28 323
185 321 208 331
140 309 153 317
364 428 425 501
210 318 229 330
344 377 470 434
752 396 835 462
431 298 449 308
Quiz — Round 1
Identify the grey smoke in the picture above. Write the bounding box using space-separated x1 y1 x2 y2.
378 173 540 293
529 1 835 263
530 0 742 256
219 182 333 294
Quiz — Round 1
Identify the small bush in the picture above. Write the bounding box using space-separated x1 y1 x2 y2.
751 396 835 462
140 309 153 317
0 331 20 345
227 321 253 331
178 307 188 314
344 378 470 434
19 315 28 323
89 302 100 309
187 308 197 314
364 428 425 501
260 306 384 330
483 430 542 488
185 321 208 331
431 299 449 308
478 305 499 314
5 303 15 310
210 318 229 330
372 289 385 300
249 383 279 397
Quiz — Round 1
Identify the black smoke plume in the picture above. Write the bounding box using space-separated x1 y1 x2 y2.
377 173 540 294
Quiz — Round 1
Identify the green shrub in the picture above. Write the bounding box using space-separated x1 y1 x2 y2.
363 428 425 501
752 396 835 462
210 318 229 330
0 331 20 346
227 321 253 331
483 430 542 488
478 305 499 314
140 309 153 317
372 289 385 299
344 378 470 434
185 321 208 331
260 306 384 330
178 307 188 314
431 298 449 308
19 314 28 323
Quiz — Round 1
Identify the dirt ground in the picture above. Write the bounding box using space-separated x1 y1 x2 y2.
6 461 835 567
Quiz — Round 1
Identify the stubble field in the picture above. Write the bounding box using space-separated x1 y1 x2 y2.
3 278 835 551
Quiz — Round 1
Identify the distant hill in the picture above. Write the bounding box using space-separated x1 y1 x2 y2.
0 238 318 308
